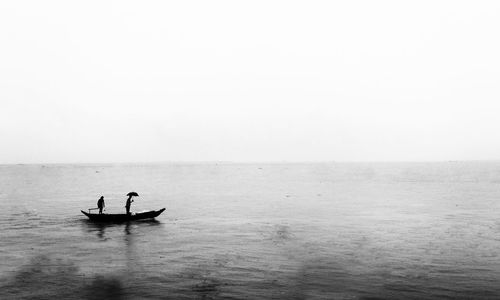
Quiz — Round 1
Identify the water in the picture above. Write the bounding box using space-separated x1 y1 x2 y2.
1 162 500 299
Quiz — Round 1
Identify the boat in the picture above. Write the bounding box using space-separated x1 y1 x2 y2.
81 208 166 222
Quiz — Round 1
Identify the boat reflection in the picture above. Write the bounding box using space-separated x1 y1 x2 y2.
80 219 162 241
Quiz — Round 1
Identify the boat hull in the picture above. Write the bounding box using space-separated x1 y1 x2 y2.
81 208 166 222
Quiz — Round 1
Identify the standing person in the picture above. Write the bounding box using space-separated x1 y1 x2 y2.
125 195 134 215
97 196 105 214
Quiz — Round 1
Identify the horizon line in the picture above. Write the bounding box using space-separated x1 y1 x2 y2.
2 159 500 166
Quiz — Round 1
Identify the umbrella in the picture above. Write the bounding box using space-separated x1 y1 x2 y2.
127 192 139 197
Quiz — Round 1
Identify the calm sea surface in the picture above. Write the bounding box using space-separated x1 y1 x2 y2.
1 162 500 299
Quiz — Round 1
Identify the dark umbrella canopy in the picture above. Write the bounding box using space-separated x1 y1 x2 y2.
127 192 139 197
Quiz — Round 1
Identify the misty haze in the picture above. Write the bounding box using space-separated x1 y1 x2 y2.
2 1 500 299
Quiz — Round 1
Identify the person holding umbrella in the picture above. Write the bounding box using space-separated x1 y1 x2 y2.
125 192 138 214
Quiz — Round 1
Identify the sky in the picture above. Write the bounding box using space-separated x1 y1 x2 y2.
1 1 500 163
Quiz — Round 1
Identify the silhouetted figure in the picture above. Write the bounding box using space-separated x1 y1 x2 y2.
97 196 105 214
125 195 133 215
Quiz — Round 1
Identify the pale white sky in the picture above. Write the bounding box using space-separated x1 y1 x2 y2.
1 1 500 163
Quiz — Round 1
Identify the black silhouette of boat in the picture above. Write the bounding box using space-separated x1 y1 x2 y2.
81 208 166 222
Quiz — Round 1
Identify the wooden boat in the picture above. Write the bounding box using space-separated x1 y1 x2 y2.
81 208 166 222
